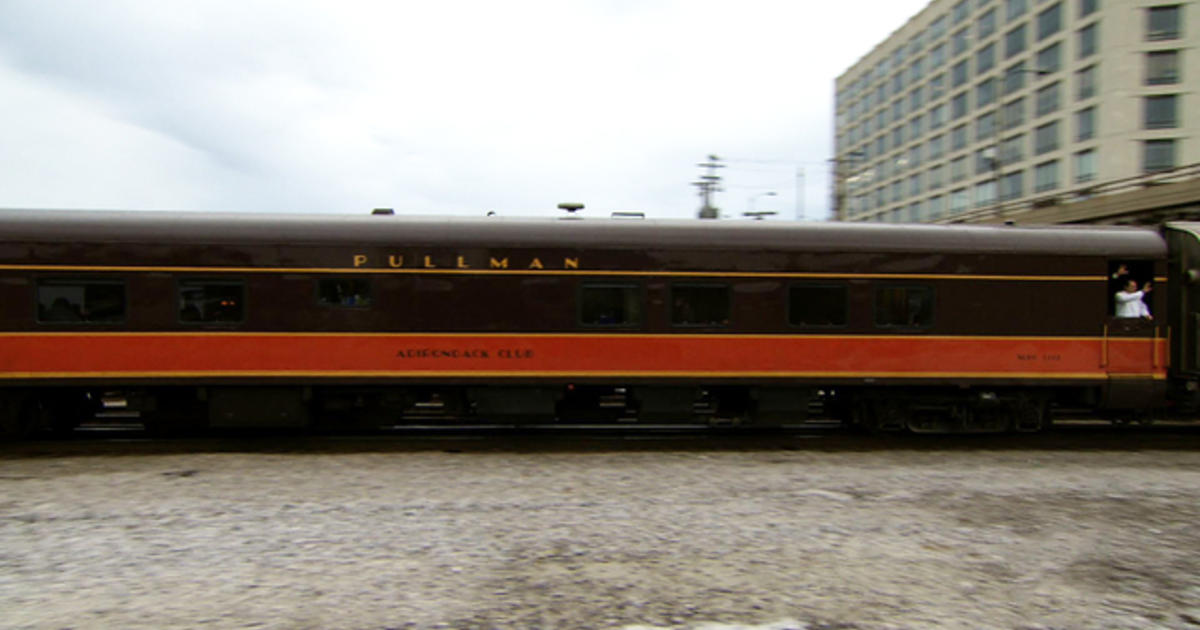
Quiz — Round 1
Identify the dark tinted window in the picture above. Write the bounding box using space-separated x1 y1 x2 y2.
875 286 934 328
789 285 848 327
317 278 372 307
37 279 125 323
580 283 642 327
671 284 730 327
179 279 244 323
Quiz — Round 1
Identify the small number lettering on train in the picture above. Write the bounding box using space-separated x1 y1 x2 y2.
1016 353 1062 361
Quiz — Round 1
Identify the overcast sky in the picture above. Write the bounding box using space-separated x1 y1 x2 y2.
0 0 927 221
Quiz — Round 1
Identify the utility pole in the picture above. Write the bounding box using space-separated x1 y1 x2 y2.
692 154 725 219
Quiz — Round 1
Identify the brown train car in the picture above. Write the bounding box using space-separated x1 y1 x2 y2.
0 208 1197 435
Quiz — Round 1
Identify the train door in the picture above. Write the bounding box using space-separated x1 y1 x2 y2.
1165 223 1200 377
1102 257 1164 409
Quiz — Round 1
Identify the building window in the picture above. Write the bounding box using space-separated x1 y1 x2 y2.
928 195 945 219
1036 3 1061 39
1007 0 1028 21
671 284 730 327
909 33 924 56
36 279 126 324
1006 24 1027 58
928 133 945 159
1080 0 1098 19
908 145 923 169
1035 160 1059 192
1143 139 1176 173
789 285 848 327
1145 95 1179 129
317 279 372 307
179 279 245 323
875 285 934 328
909 116 924 139
1036 42 1062 75
953 27 971 57
1001 134 1025 165
1147 5 1182 40
929 43 947 69
1002 97 1025 130
1035 81 1061 116
909 173 923 196
1004 61 1028 94
930 15 948 40
910 85 925 110
1035 120 1060 154
954 0 971 23
976 43 996 74
1075 149 1096 182
950 188 970 213
1076 106 1095 141
891 180 904 203
1146 50 1180 85
929 103 946 130
976 78 997 107
951 155 969 181
975 111 997 141
952 60 969 87
1076 65 1097 100
929 163 946 189
952 124 969 150
1078 23 1098 58
952 91 969 119
975 147 997 175
978 8 997 39
1000 170 1024 201
974 179 997 207
929 73 946 100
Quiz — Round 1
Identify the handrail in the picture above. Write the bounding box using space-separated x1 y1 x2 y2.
1153 325 1160 369
1101 323 1109 368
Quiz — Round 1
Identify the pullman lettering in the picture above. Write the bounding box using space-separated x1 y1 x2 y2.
353 253 580 270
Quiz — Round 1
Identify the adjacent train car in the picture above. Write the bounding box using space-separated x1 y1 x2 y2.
0 208 1196 435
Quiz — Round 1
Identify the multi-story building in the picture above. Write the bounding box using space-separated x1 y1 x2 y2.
832 0 1197 223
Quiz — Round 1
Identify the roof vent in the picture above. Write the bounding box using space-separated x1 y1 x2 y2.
611 212 645 219
371 208 395 215
558 203 584 219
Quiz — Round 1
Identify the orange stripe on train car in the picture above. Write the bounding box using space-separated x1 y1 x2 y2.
0 333 1167 380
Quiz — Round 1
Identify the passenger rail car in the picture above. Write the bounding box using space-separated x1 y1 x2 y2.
1 209 1198 435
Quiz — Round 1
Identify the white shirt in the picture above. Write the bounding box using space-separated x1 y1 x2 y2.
1114 289 1150 318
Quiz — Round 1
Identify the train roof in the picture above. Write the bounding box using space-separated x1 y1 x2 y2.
0 208 1168 258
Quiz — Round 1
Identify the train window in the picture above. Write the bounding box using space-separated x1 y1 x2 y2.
875 285 934 328
671 284 730 327
179 279 244 323
1109 260 1154 318
317 278 372 307
36 279 126 324
789 285 848 327
579 283 641 327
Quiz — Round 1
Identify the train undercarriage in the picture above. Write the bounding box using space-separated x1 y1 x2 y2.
0 381 1146 438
